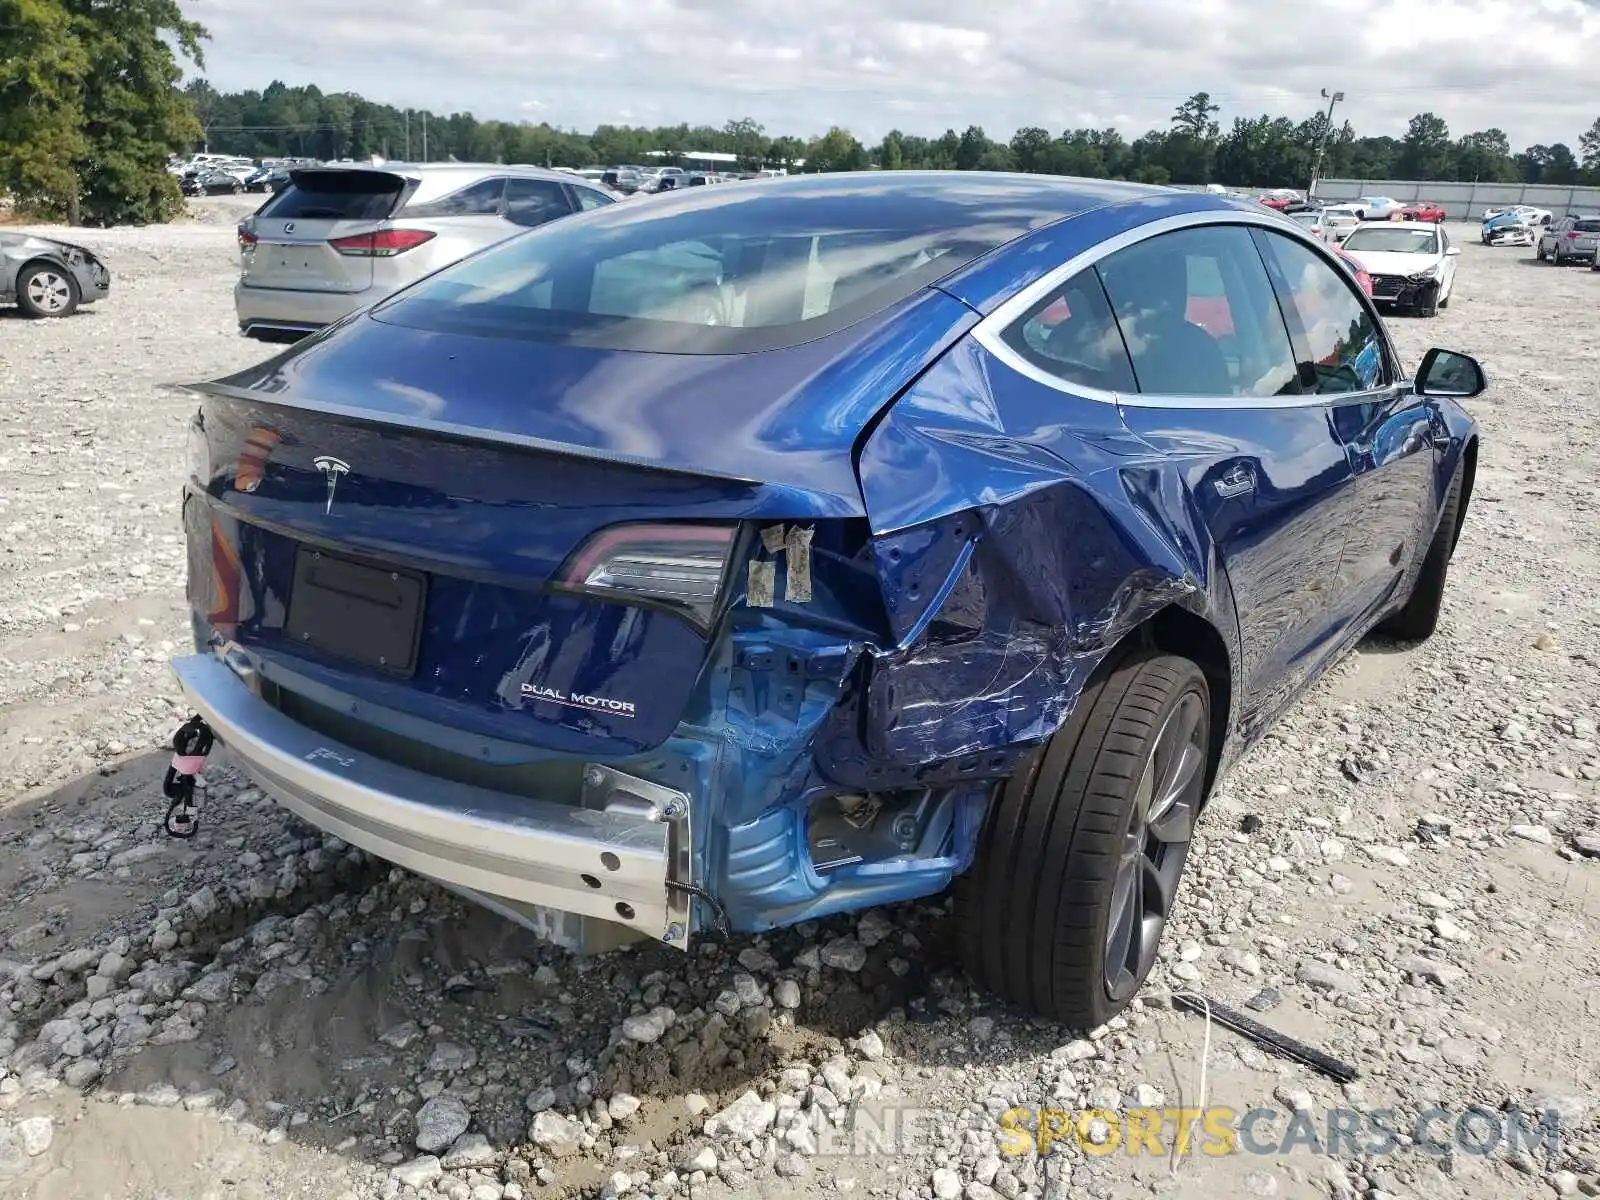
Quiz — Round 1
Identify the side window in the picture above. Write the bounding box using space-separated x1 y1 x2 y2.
573 187 614 211
998 269 1137 393
1255 230 1389 395
1096 225 1300 398
400 177 507 218
503 179 572 228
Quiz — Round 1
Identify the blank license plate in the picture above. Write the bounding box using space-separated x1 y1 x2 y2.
284 547 426 677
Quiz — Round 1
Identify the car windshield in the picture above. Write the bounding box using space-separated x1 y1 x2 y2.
1290 213 1321 226
1342 228 1439 254
373 179 1061 353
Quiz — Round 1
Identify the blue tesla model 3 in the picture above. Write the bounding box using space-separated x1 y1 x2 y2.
173 171 1483 1024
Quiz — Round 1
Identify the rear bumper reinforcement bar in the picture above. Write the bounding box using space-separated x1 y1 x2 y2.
170 653 690 946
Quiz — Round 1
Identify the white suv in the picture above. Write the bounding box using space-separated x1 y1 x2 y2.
234 164 616 340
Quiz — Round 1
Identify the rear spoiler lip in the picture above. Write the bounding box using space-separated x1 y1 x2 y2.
171 378 781 492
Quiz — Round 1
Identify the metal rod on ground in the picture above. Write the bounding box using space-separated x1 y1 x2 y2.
1172 993 1360 1083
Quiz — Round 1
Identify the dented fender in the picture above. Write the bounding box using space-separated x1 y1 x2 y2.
828 337 1244 775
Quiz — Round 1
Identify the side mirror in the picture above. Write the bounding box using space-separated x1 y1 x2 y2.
1445 246 1462 257
1416 348 1487 398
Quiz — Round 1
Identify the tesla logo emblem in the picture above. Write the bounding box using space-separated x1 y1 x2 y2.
314 456 349 514
283 221 296 234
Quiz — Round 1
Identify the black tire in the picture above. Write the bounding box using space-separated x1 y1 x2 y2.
1379 461 1465 642
1536 243 1547 261
15 262 81 318
1417 286 1439 317
1551 244 1564 265
955 648 1210 1027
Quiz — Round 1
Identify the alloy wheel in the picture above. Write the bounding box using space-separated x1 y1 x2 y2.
1103 689 1208 1000
25 271 72 314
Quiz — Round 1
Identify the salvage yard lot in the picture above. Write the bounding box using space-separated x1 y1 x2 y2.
0 201 1598 1200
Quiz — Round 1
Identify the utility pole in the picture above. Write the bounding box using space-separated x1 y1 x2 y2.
1310 88 1345 197
405 111 411 161
422 112 428 163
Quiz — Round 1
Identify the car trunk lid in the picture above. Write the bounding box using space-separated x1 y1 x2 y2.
184 289 976 758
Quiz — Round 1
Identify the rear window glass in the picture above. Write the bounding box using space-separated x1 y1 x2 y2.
371 184 1054 353
258 171 404 221
1575 219 1600 233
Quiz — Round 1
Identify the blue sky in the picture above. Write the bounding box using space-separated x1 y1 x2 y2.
178 0 1600 149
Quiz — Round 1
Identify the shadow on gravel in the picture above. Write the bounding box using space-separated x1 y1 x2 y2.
2 748 1052 1193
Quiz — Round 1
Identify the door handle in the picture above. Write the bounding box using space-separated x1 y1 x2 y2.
1213 463 1256 499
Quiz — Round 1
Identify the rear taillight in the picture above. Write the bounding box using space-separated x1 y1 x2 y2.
1567 231 1580 239
556 523 737 630
237 228 257 246
329 229 437 257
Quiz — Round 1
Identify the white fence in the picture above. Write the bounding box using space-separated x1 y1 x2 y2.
1310 178 1600 220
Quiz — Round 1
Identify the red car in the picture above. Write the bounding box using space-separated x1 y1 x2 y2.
1400 201 1447 223
1256 189 1304 211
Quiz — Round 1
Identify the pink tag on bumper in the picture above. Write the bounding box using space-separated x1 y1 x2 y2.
170 754 207 775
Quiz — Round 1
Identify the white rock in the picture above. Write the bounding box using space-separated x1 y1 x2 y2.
17 1116 53 1157
681 1145 717 1173
389 1156 443 1188
932 1168 963 1200
530 1110 584 1158
1362 845 1410 867
607 1093 642 1122
773 979 801 1009
704 1090 777 1140
1509 824 1553 845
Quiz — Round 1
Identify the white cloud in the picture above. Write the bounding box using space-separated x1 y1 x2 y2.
180 0 1600 149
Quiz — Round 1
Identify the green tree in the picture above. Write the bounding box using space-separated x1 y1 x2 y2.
1171 92 1221 140
1579 117 1600 171
1396 112 1452 180
1008 127 1052 173
804 127 866 172
71 0 205 223
0 0 90 217
954 125 991 170
1455 129 1513 182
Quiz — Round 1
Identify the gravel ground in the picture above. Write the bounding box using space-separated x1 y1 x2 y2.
0 203 1597 1200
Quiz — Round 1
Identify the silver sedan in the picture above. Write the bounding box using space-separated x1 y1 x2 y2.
1 231 112 317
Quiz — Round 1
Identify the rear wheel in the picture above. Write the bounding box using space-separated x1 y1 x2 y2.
16 262 80 318
1379 460 1465 642
955 648 1210 1027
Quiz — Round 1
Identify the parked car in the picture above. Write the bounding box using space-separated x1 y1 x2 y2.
1353 195 1404 220
242 167 290 194
1287 209 1330 241
1536 214 1600 265
1400 201 1447 223
172 173 1484 1024
601 169 643 194
232 163 616 340
1483 204 1552 227
182 169 249 196
1481 208 1539 246
1318 206 1363 242
1338 221 1460 315
1254 188 1304 210
1 231 111 317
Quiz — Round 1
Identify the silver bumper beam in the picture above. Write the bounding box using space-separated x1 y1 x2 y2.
171 654 688 944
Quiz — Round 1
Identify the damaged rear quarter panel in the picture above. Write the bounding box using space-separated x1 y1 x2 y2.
844 335 1243 770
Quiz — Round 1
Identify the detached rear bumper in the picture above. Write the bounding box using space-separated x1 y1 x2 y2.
171 653 690 945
